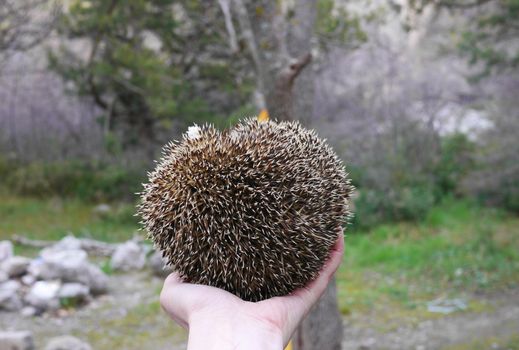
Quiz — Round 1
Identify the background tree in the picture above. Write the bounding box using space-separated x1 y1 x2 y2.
394 0 519 211
49 0 249 148
218 2 365 349
50 2 366 347
0 0 57 66
397 0 519 77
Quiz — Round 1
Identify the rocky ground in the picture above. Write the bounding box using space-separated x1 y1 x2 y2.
1 236 518 350
342 290 519 350
1 272 187 350
2 270 518 350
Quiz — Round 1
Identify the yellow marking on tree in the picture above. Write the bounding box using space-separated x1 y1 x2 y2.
257 109 270 122
284 340 293 350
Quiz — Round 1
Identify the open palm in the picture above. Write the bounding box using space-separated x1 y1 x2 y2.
160 229 345 350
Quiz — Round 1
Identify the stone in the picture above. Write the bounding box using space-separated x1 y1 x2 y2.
29 249 108 294
427 298 467 314
52 235 82 251
25 281 61 310
0 280 21 292
110 241 146 272
39 249 89 277
1 256 31 277
21 274 36 286
77 264 109 295
21 306 38 317
0 270 8 283
58 283 89 300
0 280 23 311
0 331 34 350
0 240 14 262
28 249 87 281
93 203 111 215
0 292 22 312
359 337 377 350
149 251 173 278
44 335 92 350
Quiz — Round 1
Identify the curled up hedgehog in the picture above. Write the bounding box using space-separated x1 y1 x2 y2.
138 117 353 302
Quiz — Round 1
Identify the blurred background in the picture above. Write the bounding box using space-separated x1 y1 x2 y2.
0 0 518 349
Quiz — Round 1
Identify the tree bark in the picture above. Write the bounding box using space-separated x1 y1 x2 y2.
271 2 343 348
293 279 343 350
231 2 344 347
266 53 312 121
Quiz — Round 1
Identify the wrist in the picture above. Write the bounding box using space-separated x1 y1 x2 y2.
187 311 284 350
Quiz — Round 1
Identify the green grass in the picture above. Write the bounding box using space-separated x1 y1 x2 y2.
81 300 187 349
443 333 519 350
337 199 519 325
0 195 139 244
2 194 518 327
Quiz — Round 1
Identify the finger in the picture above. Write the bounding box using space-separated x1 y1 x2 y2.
159 272 197 328
160 272 240 328
263 230 345 331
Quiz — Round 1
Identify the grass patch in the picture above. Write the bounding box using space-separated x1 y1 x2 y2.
81 300 186 349
443 333 519 350
2 194 518 329
0 195 139 244
337 199 519 321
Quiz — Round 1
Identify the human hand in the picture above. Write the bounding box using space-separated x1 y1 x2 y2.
160 229 345 350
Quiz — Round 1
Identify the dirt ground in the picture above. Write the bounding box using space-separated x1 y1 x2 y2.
342 290 519 350
1 271 518 350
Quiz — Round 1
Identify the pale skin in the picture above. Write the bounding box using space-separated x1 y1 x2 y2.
160 229 345 350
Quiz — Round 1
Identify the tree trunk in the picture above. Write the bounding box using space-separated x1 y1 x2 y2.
293 279 343 350
232 2 344 347
275 2 343 348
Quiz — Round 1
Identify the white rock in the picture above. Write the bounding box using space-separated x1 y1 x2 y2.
0 331 34 350
0 292 22 311
149 251 173 278
0 280 21 292
359 337 377 350
1 256 31 277
25 281 61 310
0 280 23 311
52 235 82 251
110 241 146 271
0 270 8 283
93 203 112 215
44 335 92 350
58 283 90 300
427 298 467 314
21 306 38 317
0 241 14 262
40 249 88 273
29 249 108 295
21 274 36 286
78 264 108 295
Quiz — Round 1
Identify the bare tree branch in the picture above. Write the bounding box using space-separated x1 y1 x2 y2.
218 0 238 53
11 234 126 257
231 0 267 109
0 0 59 63
437 0 493 9
267 53 312 121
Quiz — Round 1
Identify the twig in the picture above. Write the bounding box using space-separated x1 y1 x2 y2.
11 234 119 257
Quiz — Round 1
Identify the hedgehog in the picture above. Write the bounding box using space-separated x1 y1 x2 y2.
138 118 353 302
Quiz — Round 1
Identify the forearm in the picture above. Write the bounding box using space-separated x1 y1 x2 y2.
187 314 284 350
